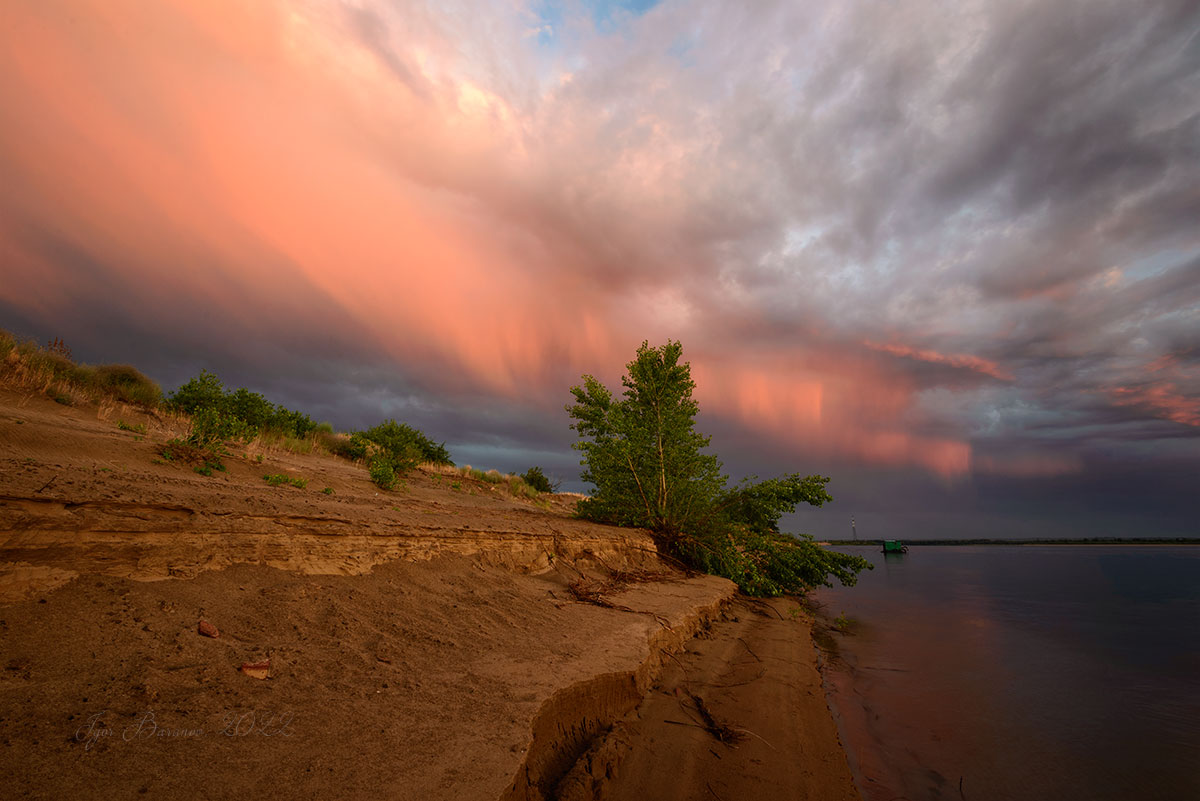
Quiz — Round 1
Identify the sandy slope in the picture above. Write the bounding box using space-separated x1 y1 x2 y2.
0 388 859 800
0 387 659 602
575 597 861 801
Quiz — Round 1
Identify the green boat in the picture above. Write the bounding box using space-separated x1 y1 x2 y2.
882 540 908 554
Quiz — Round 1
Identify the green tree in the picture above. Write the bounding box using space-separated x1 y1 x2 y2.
568 340 725 536
567 340 870 596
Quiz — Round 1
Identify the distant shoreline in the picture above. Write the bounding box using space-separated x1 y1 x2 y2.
822 538 1199 546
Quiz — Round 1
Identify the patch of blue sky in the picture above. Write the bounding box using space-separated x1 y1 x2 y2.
528 1 565 48
587 0 661 31
529 0 661 46
1121 246 1199 282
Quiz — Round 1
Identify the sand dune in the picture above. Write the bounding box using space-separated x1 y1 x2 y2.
0 389 858 799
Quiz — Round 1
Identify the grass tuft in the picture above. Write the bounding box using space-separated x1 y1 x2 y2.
263 473 308 489
0 330 162 408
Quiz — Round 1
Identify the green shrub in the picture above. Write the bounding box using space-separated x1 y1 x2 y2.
521 466 555 493
160 439 225 476
117 420 147 434
167 370 316 439
188 407 254 447
358 420 452 466
93 364 161 407
369 459 397 491
167 370 225 415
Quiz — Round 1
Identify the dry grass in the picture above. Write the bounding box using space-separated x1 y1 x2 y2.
0 330 162 409
450 465 544 502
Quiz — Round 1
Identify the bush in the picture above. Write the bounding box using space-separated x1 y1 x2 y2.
167 370 316 439
339 419 451 490
368 459 397 490
167 370 225 415
93 364 161 407
188 407 254 447
358 419 452 466
521 466 556 494
159 439 225 476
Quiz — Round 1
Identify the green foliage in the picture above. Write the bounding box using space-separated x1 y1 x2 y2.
717 474 834 535
833 612 858 633
157 403 253 475
677 529 872 597
337 419 453 490
225 387 276 431
167 370 225 415
567 340 871 596
358 419 452 466
322 487 334 495
167 370 316 439
521 466 556 493
567 340 724 535
263 473 308 489
507 475 539 499
368 459 398 491
337 432 372 462
117 420 147 434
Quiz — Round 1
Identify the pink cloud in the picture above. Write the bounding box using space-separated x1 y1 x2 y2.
864 341 1013 381
0 0 993 478
1110 383 1200 427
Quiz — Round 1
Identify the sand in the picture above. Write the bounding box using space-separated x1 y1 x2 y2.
0 387 861 799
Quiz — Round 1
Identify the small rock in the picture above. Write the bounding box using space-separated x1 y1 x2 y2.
197 620 219 638
240 660 270 680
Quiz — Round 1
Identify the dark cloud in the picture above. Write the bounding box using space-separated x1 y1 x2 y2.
0 0 1196 538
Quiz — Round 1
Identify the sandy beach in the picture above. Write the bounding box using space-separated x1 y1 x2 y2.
1 388 859 799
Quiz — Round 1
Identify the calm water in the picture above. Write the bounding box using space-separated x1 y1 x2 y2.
816 546 1200 801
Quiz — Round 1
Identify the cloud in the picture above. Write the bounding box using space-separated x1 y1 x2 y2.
0 0 1196 535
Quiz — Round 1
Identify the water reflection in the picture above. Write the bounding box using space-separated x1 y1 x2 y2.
816 546 1200 801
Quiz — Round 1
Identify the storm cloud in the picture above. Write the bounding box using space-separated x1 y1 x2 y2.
1 0 1196 538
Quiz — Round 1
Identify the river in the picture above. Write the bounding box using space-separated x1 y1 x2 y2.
815 545 1200 801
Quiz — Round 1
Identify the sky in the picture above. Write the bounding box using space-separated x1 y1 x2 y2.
1 0 1198 540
